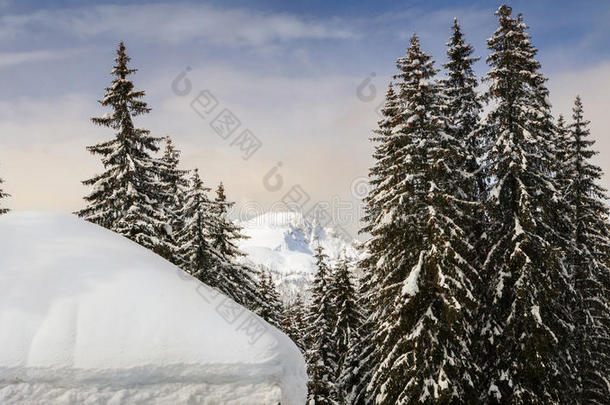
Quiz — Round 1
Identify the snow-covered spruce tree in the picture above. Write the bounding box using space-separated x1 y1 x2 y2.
340 83 401 405
0 172 9 215
366 34 481 404
78 42 166 253
175 168 217 277
156 136 190 264
283 294 307 352
176 172 260 308
337 268 375 405
305 245 338 405
212 256 262 311
210 182 246 260
255 271 284 330
479 6 575 403
567 96 610 404
441 18 487 277
551 115 578 344
205 183 261 310
552 115 580 387
442 18 484 203
329 256 362 403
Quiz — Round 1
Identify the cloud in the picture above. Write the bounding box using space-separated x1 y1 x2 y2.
0 49 80 69
0 3 356 46
154 64 376 202
0 93 99 211
370 6 493 53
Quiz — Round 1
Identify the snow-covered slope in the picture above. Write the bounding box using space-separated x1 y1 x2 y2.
0 212 307 405
237 212 360 301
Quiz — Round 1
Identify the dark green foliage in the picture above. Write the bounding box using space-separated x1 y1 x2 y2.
330 257 363 404
255 271 285 329
442 18 484 204
175 169 217 277
330 257 361 375
338 266 375 405
479 6 575 403
283 294 307 352
156 136 190 264
210 182 246 260
567 96 610 404
305 245 338 405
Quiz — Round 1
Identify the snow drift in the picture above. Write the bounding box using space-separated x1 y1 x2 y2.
0 212 307 404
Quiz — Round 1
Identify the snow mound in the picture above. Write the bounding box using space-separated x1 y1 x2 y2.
237 211 361 301
0 212 307 405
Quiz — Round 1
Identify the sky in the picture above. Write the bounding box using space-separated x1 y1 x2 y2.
1 0 610 237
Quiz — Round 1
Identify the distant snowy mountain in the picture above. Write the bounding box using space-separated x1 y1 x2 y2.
0 212 307 405
237 212 362 301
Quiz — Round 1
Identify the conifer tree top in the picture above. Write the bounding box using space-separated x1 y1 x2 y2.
215 182 227 204
444 18 479 78
190 168 206 192
93 41 151 127
396 34 438 82
163 136 178 162
572 95 589 123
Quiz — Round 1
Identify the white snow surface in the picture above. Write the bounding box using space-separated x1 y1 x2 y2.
0 212 307 405
236 212 361 301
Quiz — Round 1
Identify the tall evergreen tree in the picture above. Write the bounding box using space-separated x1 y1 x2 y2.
283 294 307 352
206 182 261 310
175 168 217 277
551 113 582 402
157 136 190 264
176 170 261 310
367 33 481 404
0 171 9 215
210 182 246 260
567 96 610 404
329 256 362 403
255 271 284 329
337 268 375 405
442 18 484 203
479 6 574 403
342 83 401 405
305 245 338 405
78 42 166 252
442 18 487 277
